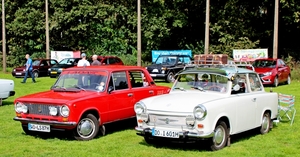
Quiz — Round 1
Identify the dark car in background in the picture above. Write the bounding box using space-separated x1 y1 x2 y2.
12 59 58 78
146 54 192 83
89 56 124 65
252 58 291 87
48 58 81 78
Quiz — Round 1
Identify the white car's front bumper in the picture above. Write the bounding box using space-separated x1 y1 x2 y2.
135 126 214 139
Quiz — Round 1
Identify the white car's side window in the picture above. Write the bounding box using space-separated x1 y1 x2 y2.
248 73 263 92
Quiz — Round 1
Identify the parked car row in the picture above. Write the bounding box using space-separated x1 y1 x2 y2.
10 55 288 151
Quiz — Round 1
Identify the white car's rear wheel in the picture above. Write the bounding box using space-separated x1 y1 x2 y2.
260 112 271 134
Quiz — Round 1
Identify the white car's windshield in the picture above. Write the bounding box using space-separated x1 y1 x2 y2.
172 73 228 93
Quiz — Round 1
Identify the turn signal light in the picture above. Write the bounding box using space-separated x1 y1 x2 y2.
137 119 143 123
197 124 204 129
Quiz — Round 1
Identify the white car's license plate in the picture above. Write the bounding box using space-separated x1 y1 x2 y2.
28 123 50 132
150 74 156 77
16 73 22 75
152 128 179 138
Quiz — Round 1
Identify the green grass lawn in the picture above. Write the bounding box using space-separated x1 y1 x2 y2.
0 71 299 157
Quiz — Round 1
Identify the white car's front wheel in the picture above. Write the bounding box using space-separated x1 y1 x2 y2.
210 121 228 151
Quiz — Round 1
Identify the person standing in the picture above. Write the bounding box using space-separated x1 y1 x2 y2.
91 55 101 65
21 54 36 83
77 53 90 67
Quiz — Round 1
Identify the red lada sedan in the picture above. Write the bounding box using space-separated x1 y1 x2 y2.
13 66 170 140
252 58 291 87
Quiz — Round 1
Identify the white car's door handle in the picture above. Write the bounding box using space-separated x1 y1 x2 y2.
252 98 256 102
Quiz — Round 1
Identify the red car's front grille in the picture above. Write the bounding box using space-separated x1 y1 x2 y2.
24 103 61 116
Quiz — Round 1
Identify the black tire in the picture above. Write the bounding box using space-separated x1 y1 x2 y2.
166 72 174 83
209 121 228 151
33 71 39 78
260 112 271 134
73 114 99 141
273 76 279 87
286 75 291 85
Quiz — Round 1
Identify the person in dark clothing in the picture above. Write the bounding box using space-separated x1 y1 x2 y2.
91 55 101 65
21 54 36 83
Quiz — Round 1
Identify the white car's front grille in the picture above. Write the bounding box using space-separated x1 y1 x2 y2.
148 114 187 127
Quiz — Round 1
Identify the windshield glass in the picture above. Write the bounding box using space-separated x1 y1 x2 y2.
155 56 177 65
53 71 108 92
59 58 76 65
172 73 229 93
32 60 41 66
253 60 276 68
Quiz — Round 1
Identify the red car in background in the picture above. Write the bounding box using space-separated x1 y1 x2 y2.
252 58 291 87
13 66 170 140
12 59 58 78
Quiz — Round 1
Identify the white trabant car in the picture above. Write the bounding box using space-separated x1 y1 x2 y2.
0 79 15 105
134 65 278 151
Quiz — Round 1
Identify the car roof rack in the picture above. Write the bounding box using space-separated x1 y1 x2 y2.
185 54 255 73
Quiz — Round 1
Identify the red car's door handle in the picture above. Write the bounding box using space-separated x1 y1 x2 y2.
149 90 154 94
128 93 133 97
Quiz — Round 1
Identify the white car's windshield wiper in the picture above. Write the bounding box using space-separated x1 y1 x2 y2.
191 86 204 91
173 87 186 91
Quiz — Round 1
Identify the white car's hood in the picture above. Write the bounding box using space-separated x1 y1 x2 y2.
142 91 227 113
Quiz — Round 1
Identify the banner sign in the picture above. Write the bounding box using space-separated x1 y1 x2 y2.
51 51 81 62
233 49 268 62
151 50 192 62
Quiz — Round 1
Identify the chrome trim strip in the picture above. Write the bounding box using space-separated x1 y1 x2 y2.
13 117 77 126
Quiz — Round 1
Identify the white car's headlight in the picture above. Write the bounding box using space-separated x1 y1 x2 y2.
194 105 207 120
134 102 146 114
60 105 70 117
263 72 272 76
15 102 28 113
49 106 58 116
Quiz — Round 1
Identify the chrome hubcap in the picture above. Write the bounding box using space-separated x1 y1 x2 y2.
78 118 95 137
262 116 269 131
214 127 225 145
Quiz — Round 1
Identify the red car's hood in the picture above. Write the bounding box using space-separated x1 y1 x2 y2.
254 67 274 74
15 90 100 104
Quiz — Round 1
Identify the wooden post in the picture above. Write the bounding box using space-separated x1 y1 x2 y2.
2 0 6 72
273 0 279 59
204 0 210 55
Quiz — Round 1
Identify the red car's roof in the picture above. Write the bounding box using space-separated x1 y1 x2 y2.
66 65 144 71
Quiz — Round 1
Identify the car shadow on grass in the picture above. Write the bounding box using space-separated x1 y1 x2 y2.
137 128 267 151
0 100 14 106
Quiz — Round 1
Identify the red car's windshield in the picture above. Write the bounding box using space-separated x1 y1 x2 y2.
253 60 276 68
